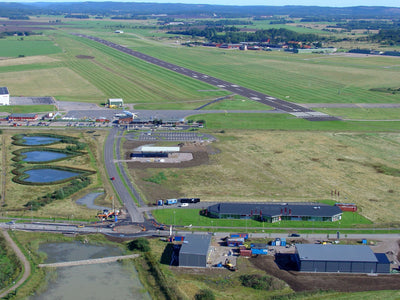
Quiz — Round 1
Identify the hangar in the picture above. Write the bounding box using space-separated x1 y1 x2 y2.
295 244 390 273
131 146 180 158
108 98 124 108
179 234 212 268
206 202 342 223
0 87 10 105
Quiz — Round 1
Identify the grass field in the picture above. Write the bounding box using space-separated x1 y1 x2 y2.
0 39 61 58
193 113 400 131
152 208 371 229
314 108 400 120
0 105 55 114
132 130 400 224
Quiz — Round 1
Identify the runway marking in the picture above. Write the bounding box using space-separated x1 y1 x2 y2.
251 97 261 100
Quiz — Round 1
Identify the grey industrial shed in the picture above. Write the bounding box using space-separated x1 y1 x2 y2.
179 234 212 268
295 244 390 273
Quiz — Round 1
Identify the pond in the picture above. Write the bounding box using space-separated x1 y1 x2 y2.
23 168 80 183
21 136 60 146
22 151 68 163
29 242 151 300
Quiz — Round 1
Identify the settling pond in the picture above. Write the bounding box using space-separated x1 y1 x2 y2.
29 242 151 300
22 151 68 163
23 169 80 183
21 136 60 146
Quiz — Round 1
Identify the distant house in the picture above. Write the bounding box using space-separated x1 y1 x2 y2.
206 202 342 223
0 87 10 105
114 30 124 34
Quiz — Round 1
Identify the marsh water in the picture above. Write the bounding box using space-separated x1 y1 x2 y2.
22 151 68 162
21 136 60 146
24 168 80 183
29 242 151 300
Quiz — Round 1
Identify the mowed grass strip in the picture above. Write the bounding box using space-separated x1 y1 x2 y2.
0 105 55 114
152 209 371 228
102 32 400 104
53 33 230 105
0 39 61 57
314 108 400 120
192 113 400 131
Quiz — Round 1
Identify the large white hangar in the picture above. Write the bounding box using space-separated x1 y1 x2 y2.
295 244 390 273
0 87 10 105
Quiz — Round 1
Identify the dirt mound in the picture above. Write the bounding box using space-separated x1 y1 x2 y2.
76 55 95 59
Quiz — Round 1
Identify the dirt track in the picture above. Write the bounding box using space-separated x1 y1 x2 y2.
0 229 31 298
250 254 400 292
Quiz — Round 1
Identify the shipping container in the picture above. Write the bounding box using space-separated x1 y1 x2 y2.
240 249 252 257
251 248 268 255
174 236 185 242
227 237 245 247
166 198 178 205
230 233 248 240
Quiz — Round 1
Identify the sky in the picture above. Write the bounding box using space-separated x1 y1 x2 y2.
11 0 400 7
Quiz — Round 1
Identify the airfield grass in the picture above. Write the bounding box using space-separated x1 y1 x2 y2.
0 105 56 114
202 96 273 110
314 108 400 120
136 130 400 224
0 38 61 58
0 129 114 221
193 113 400 131
97 30 400 104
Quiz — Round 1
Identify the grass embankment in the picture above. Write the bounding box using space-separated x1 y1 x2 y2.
0 105 56 114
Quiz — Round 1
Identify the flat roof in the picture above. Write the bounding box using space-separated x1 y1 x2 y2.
10 113 38 118
135 146 180 153
0 87 9 95
296 244 378 263
208 202 342 218
180 234 212 256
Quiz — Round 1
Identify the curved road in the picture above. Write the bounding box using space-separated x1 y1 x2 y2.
0 229 31 299
71 33 340 121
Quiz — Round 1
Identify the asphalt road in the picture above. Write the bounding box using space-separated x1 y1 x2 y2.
71 33 340 121
104 127 144 222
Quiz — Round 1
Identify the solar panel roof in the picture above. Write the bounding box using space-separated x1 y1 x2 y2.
0 87 9 95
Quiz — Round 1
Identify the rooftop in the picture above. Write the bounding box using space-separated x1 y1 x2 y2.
0 87 9 95
208 202 342 218
296 244 378 262
180 234 212 256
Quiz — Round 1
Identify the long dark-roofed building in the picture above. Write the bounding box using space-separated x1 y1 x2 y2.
295 244 390 273
206 202 342 223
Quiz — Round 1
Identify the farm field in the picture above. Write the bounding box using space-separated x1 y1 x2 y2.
129 130 400 224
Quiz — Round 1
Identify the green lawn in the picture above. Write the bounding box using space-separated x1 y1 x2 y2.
0 39 61 57
0 105 55 114
314 108 400 120
152 208 372 229
192 113 400 131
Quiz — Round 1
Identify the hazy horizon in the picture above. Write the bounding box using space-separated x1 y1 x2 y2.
8 0 400 8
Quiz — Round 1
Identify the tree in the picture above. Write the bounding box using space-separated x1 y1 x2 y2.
127 238 150 252
195 289 215 300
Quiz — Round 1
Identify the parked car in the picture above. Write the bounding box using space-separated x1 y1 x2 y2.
6 220 15 225
178 203 189 207
289 233 300 237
